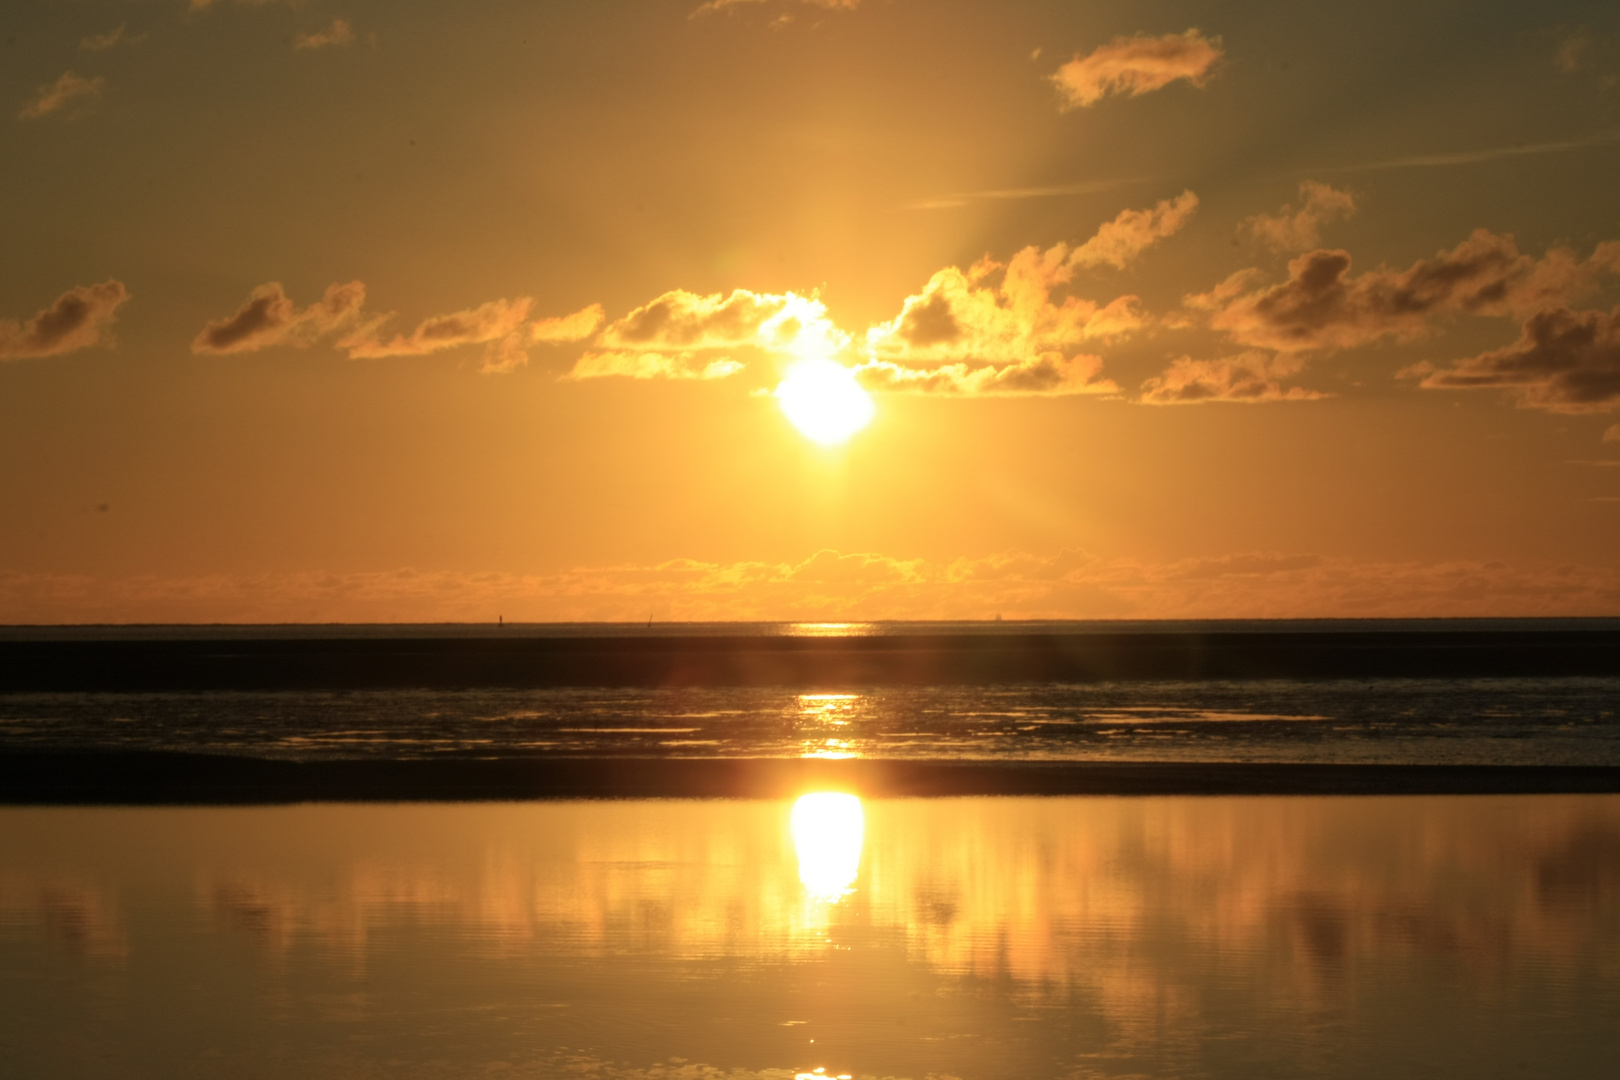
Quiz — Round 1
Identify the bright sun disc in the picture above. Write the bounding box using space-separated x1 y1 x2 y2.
775 359 874 445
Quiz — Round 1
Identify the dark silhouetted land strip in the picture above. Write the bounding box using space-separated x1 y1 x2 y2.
4 752 1620 804
3 624 1619 690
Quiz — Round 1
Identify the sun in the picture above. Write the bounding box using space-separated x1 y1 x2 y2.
774 359 875 445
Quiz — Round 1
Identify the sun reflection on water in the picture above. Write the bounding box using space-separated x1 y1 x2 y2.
791 792 864 902
796 693 862 758
783 622 875 636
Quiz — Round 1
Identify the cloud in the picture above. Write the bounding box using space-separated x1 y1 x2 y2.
1417 305 1620 413
1050 30 1222 109
17 72 104 121
341 296 531 361
563 195 1192 392
80 25 144 52
858 194 1194 394
188 0 295 9
568 289 843 381
1069 190 1199 269
9 549 1619 623
529 303 605 344
193 284 599 372
344 297 602 373
1243 181 1357 254
1139 352 1326 404
904 176 1145 212
568 351 746 381
691 0 860 17
1312 131 1620 175
294 19 354 50
855 353 1115 396
1190 231 1620 354
191 281 369 355
0 281 130 361
1556 31 1590 73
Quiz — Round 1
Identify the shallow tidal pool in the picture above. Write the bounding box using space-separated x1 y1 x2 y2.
2 794 1617 1079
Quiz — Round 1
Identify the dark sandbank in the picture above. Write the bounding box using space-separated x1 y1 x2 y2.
4 752 1619 804
3 621 1619 690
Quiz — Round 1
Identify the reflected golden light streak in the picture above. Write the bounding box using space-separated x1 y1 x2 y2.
795 692 862 758
783 622 876 637
791 793 864 902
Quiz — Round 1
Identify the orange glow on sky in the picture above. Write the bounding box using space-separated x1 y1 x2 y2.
1 1 1617 622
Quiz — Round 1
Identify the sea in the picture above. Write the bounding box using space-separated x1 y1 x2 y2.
4 619 1619 766
2 621 1618 1079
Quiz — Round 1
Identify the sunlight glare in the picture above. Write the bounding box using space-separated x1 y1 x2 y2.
774 359 875 445
791 792 865 901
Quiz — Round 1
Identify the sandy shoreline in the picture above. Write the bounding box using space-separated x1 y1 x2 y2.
4 752 1619 804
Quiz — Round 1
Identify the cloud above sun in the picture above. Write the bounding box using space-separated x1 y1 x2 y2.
567 192 1197 398
568 289 841 381
178 186 1620 421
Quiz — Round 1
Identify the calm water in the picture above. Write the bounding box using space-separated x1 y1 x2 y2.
2 795 1617 1079
4 678 1618 765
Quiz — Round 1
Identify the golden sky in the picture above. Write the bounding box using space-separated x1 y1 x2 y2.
3 0 1619 621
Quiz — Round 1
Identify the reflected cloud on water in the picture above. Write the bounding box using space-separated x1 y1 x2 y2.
2 796 1618 1079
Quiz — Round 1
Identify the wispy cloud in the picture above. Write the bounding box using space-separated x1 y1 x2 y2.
1139 352 1326 404
529 304 606 345
1050 29 1222 110
342 297 599 374
1556 30 1591 73
342 297 532 362
1242 181 1357 254
690 0 860 19
294 19 354 51
194 282 600 373
17 71 104 121
854 354 1115 396
8 549 1618 623
1069 190 1199 269
80 25 145 52
906 177 1146 211
0 282 130 361
1309 131 1620 175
